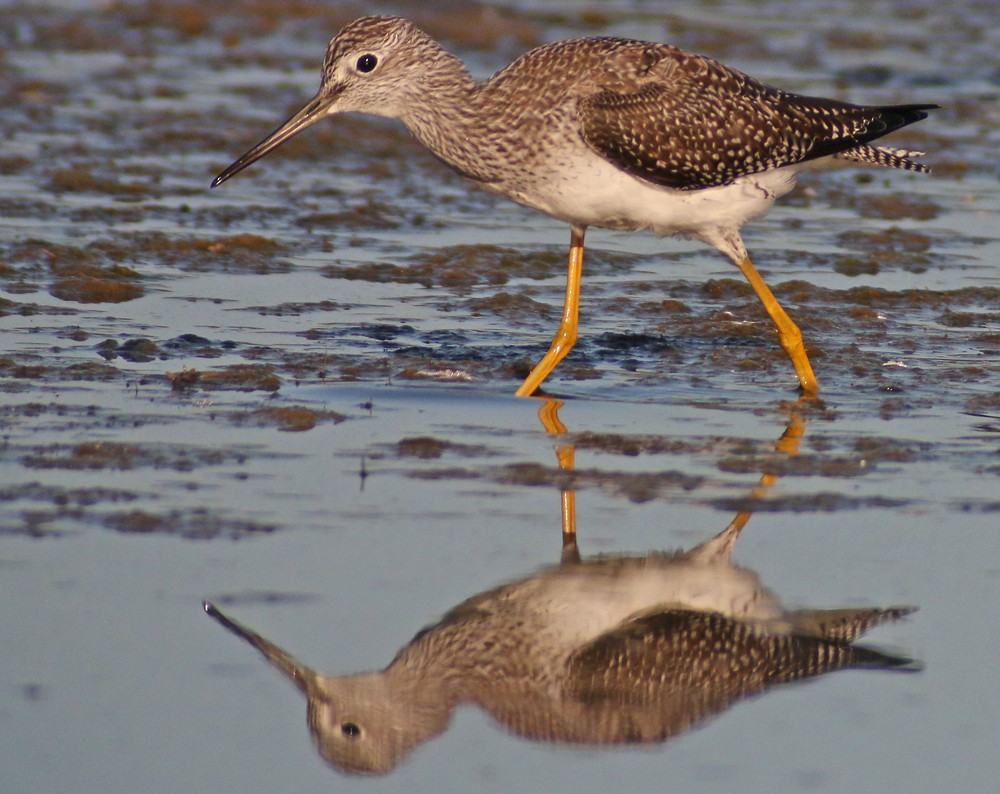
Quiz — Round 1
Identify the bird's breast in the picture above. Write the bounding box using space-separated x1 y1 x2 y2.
507 560 785 653
489 140 798 240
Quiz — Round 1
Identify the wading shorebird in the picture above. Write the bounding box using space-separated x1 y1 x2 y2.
204 520 916 775
213 15 936 397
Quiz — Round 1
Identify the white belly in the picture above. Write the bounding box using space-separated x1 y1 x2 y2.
498 147 800 253
514 558 787 655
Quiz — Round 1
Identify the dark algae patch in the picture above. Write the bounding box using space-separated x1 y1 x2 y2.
21 442 243 472
105 509 276 540
231 405 346 432
168 364 281 392
49 264 144 304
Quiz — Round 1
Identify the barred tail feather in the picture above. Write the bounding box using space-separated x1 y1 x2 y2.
837 144 931 174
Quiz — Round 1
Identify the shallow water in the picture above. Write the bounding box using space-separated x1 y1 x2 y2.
1 1 998 792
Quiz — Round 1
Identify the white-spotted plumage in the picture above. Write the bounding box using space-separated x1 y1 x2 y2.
214 16 937 395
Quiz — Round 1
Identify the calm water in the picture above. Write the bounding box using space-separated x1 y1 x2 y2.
1 1 998 792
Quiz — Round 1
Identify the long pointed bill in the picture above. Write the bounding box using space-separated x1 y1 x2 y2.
211 88 341 188
203 601 318 695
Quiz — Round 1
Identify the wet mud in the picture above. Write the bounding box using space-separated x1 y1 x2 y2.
1 0 997 506
0 0 996 543
1 1 998 792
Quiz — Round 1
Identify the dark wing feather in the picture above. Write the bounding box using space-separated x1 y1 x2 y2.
788 605 917 644
578 50 936 190
482 609 915 746
566 610 915 706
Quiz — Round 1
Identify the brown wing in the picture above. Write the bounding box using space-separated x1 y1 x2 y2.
578 49 935 190
566 610 915 710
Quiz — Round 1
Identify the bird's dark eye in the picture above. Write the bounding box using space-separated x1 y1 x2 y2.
356 54 378 73
341 722 362 738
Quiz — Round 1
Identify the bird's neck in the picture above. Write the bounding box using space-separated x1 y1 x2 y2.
397 50 501 184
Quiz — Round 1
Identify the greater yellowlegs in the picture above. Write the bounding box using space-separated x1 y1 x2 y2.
213 15 936 396
204 521 915 775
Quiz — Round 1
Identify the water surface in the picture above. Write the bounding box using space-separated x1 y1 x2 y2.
1 1 998 792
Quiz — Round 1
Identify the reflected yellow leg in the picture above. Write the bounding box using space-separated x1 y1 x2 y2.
515 225 586 397
556 445 577 554
735 257 819 396
536 398 578 548
773 404 806 456
537 397 568 434
726 401 806 534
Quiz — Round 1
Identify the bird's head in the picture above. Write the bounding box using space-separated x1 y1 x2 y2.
211 16 452 187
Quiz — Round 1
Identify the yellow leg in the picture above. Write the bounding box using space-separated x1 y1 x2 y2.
515 226 586 397
735 257 819 396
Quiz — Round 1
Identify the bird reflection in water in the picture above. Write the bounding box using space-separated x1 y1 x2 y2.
204 400 918 776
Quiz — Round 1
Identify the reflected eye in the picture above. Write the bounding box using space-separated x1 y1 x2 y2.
356 54 378 73
341 722 362 738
